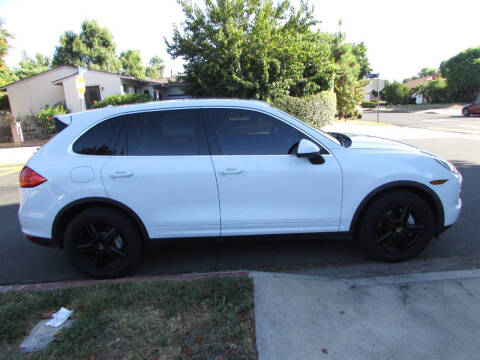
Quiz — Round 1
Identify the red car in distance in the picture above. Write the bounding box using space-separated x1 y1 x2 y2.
462 99 480 116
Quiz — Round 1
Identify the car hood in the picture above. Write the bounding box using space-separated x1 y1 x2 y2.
346 134 423 153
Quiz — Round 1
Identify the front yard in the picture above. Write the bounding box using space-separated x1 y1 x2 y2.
0 276 257 359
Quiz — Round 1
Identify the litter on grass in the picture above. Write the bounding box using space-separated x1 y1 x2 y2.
45 307 73 327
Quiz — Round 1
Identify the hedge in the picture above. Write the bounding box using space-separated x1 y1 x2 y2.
272 91 336 128
92 94 153 109
0 93 10 111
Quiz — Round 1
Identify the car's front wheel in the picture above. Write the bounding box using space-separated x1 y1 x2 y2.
358 191 434 262
64 207 142 278
462 108 470 116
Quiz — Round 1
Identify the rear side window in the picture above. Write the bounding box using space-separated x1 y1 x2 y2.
73 118 120 155
210 109 303 155
120 110 208 156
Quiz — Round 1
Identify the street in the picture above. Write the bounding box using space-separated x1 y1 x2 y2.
363 110 480 135
1 123 479 285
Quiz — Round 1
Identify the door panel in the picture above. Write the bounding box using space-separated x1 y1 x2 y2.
101 109 220 238
211 154 342 235
206 108 343 236
102 156 220 238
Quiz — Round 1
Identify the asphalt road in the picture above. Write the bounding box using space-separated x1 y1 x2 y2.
363 111 480 135
1 132 479 285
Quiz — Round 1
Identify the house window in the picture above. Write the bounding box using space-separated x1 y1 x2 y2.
122 84 128 94
144 90 150 95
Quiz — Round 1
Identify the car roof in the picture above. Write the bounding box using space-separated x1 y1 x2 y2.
63 98 273 124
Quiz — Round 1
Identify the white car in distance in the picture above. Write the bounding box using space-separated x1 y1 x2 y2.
18 99 462 278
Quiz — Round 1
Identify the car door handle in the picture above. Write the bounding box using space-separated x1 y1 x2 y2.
220 168 244 175
109 171 134 178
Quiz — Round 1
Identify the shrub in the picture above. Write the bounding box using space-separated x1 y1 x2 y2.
381 81 411 105
92 94 153 108
361 100 377 108
272 91 336 128
35 104 69 121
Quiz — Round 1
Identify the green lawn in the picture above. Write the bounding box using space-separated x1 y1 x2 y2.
0 277 257 360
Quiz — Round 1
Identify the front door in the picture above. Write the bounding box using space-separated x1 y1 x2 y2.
102 109 220 239
206 108 343 236
85 86 101 109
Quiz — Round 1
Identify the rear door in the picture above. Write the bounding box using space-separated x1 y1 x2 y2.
206 108 343 236
101 109 220 239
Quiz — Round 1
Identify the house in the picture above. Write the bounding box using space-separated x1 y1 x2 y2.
0 65 189 120
403 75 444 104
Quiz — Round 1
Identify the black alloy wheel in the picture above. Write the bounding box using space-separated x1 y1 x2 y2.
64 207 142 278
358 191 434 262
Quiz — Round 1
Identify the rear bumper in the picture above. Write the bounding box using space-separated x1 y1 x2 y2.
24 234 59 248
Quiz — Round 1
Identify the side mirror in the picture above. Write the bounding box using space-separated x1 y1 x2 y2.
296 139 325 164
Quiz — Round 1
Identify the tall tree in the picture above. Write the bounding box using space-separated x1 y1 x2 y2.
52 19 121 72
166 0 334 101
14 52 50 79
443 47 480 102
120 49 145 78
0 20 15 87
331 31 366 117
149 55 165 76
351 42 371 79
418 67 437 78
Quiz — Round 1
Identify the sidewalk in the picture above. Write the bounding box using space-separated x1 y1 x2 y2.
0 146 38 165
252 269 480 360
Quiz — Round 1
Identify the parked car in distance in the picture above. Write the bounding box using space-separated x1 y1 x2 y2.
18 99 462 278
462 99 480 116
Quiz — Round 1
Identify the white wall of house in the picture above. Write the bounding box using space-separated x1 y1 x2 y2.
6 66 75 119
62 71 123 112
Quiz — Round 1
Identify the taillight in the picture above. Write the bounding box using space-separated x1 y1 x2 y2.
19 166 47 188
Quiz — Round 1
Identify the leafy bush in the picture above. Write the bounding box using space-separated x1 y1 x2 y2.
361 100 377 108
272 91 336 128
381 81 411 105
35 103 68 121
92 94 153 108
0 93 10 111
416 78 449 103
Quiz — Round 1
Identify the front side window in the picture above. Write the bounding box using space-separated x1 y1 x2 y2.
122 110 208 156
210 109 304 155
73 118 120 155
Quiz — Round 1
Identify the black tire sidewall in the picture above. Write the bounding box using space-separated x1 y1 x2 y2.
64 207 142 278
358 191 435 262
463 108 470 116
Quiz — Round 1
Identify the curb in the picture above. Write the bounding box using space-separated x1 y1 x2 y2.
0 270 249 293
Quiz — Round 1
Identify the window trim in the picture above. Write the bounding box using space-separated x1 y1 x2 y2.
204 107 331 156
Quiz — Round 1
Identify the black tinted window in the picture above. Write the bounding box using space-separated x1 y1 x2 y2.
211 109 302 155
123 110 207 156
73 118 119 155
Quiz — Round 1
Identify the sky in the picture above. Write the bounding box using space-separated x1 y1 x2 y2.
1 0 479 82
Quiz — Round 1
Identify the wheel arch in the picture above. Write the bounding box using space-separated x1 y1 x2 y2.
52 197 150 249
350 181 445 236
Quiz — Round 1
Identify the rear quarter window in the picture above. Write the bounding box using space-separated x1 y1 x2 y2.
72 118 121 155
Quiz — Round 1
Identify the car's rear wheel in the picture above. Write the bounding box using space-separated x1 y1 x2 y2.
463 108 470 116
358 191 434 262
64 207 142 278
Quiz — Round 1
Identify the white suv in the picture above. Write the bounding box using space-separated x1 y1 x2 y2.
18 99 462 278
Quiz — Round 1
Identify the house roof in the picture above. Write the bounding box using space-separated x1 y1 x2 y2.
51 68 161 86
0 65 76 91
403 75 442 89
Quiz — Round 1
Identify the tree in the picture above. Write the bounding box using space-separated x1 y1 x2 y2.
52 19 121 73
166 0 334 101
418 67 437 78
442 47 480 102
147 55 165 78
0 20 14 87
14 52 50 80
351 42 371 79
415 78 448 103
120 49 144 79
381 81 411 104
330 31 366 118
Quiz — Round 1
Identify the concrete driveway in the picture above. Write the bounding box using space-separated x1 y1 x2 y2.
253 269 480 360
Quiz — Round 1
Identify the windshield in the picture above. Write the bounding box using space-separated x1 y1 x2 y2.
272 107 341 146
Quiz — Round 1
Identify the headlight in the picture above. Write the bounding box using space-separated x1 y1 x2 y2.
434 158 458 174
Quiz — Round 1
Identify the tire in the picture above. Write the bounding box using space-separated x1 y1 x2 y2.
463 108 470 116
357 191 434 262
64 206 142 278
